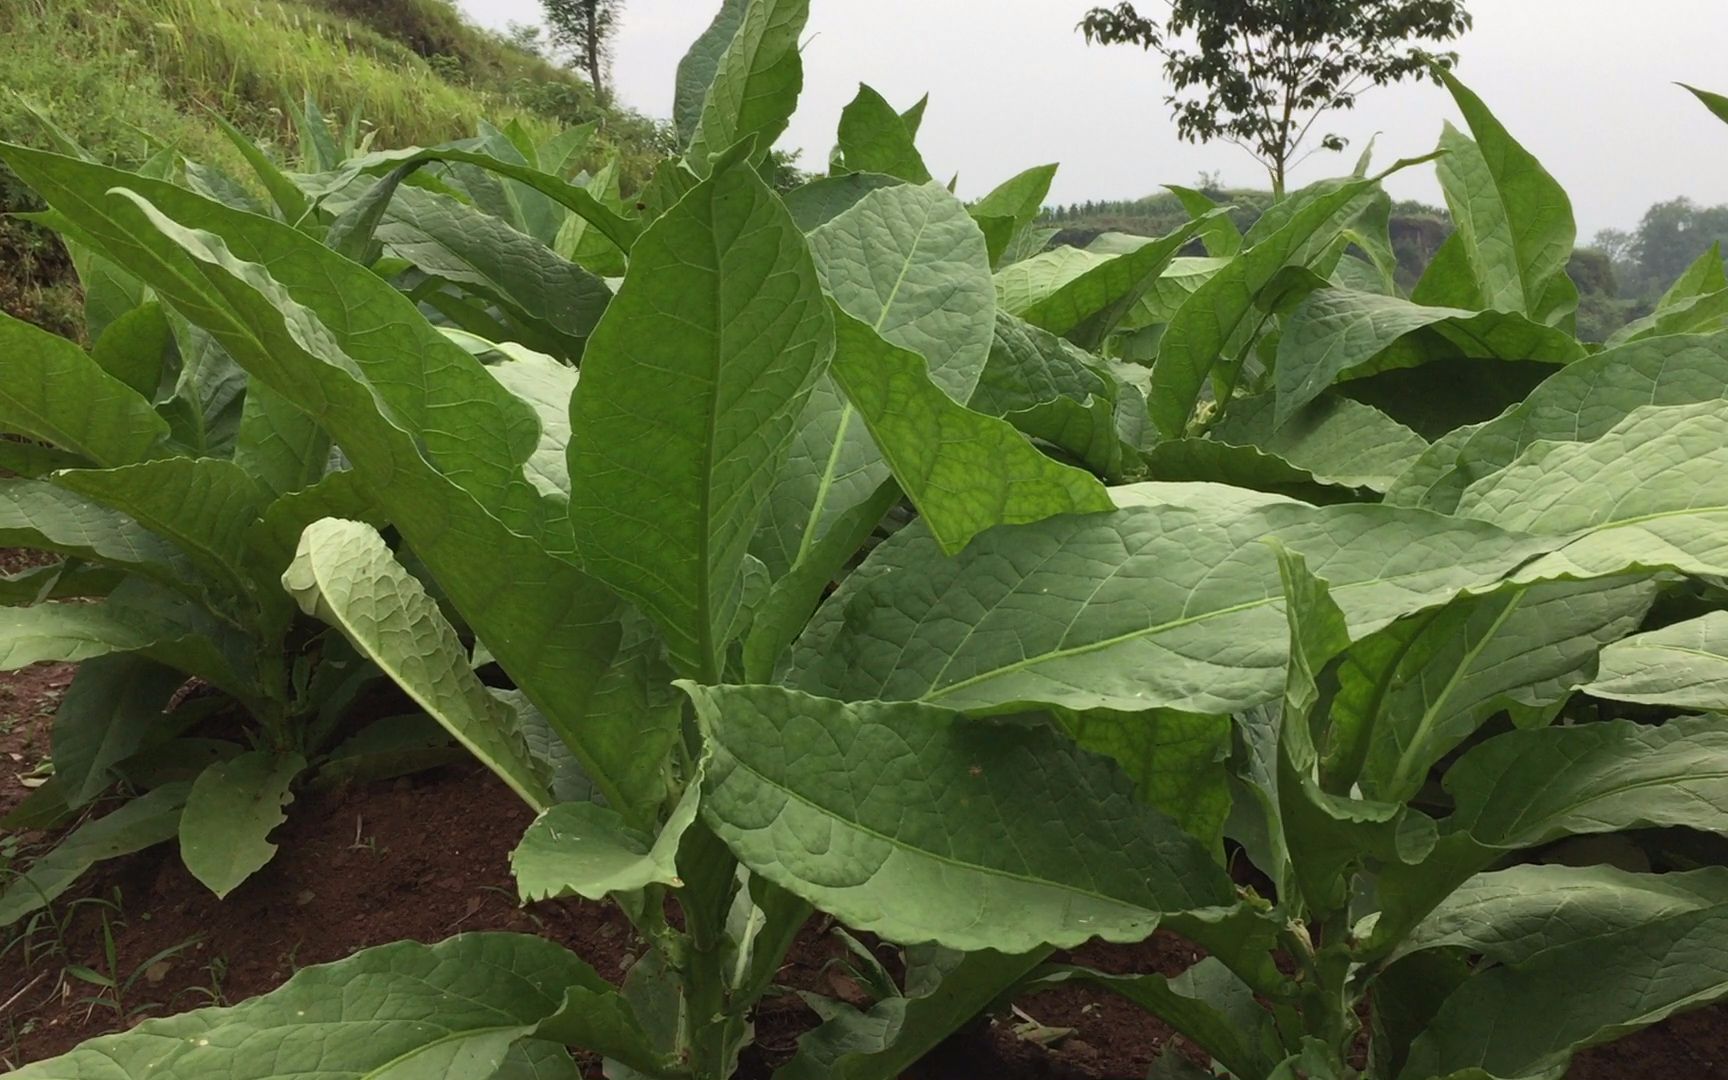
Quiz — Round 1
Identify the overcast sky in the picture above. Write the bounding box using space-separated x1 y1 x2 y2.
457 0 1728 235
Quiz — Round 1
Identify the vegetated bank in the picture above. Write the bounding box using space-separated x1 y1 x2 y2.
0 0 668 338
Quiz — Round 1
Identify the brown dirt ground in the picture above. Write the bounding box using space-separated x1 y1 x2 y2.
1 666 1725 1078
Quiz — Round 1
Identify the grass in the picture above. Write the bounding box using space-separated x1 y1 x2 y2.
0 0 669 334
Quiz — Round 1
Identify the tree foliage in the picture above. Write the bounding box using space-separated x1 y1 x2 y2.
1080 0 1473 194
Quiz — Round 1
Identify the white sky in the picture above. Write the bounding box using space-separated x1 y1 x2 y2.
457 0 1728 235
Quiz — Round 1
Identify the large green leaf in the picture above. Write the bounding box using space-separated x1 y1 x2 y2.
0 309 169 467
232 381 330 498
685 0 810 174
792 495 1548 716
0 599 184 669
179 749 306 898
567 150 831 680
1373 714 1728 953
319 144 639 255
685 683 1235 952
0 782 188 926
286 518 551 810
1457 402 1728 581
1387 332 1728 512
1582 611 1728 710
9 934 652 1079
1149 172 1406 437
511 785 699 903
836 84 931 183
1273 288 1585 424
0 145 653 820
51 654 186 806
1331 576 1655 803
1431 70 1576 321
1394 864 1728 967
1210 392 1428 493
1399 903 1728 1080
757 180 993 577
826 306 1109 554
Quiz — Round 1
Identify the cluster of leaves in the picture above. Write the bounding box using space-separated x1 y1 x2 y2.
7 3 1728 1079
0 98 636 920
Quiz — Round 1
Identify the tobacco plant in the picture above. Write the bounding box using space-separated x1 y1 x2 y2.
9 1 1728 1077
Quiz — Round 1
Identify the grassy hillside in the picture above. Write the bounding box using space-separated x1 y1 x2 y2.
0 0 668 335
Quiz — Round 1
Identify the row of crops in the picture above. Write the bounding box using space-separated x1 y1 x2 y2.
5 0 1728 1076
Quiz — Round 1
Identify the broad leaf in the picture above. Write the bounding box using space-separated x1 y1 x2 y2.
793 497 1548 716
674 0 752 143
568 150 832 680
511 785 700 902
51 654 186 806
685 683 1235 952
1432 70 1576 321
1399 903 1728 1080
9 934 652 1079
1274 288 1584 424
1583 611 1728 710
179 749 305 898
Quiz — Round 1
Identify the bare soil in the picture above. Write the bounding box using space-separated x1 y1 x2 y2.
2 664 1724 1078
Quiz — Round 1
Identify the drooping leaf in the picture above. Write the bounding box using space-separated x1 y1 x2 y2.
1387 332 1728 512
179 749 305 899
685 683 1235 952
1332 576 1655 804
362 182 613 359
1374 714 1728 952
826 306 1110 554
568 150 832 680
1210 392 1427 493
756 180 992 578
1399 902 1728 1080
1273 287 1585 424
1582 611 1728 710
511 784 699 903
1395 863 1728 968
1166 184 1243 257
286 518 551 810
1683 82 1728 125
1457 402 1728 582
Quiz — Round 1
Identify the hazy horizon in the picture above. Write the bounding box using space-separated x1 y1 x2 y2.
456 0 1728 236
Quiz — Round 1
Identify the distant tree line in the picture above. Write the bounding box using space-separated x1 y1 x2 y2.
1039 187 1728 342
